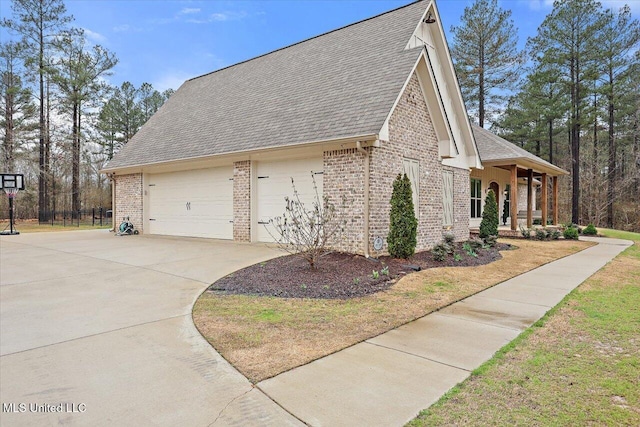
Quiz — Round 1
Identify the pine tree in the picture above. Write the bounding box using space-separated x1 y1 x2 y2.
529 0 606 224
599 6 640 228
52 29 117 214
2 0 73 220
450 0 524 127
479 189 498 239
388 174 417 259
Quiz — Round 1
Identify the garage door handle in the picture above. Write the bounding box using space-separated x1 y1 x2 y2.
258 221 269 225
257 176 269 179
149 219 156 221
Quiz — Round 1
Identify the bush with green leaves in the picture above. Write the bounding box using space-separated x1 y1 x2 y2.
520 226 532 239
479 189 499 240
535 228 547 240
583 224 597 235
432 243 448 262
563 226 579 240
387 174 417 259
550 229 561 240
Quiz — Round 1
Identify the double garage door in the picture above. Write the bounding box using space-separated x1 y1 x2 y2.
146 158 322 242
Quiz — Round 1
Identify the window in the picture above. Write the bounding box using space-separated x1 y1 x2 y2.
402 158 419 216
442 170 454 227
471 178 482 218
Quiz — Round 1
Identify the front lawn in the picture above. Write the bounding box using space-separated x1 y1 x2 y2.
408 229 640 426
193 238 592 383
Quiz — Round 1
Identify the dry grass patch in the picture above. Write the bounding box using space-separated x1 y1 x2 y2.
193 238 592 383
409 231 640 426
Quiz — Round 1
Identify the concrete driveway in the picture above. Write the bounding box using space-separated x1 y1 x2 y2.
0 230 302 426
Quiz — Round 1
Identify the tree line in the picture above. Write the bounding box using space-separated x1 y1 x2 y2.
451 0 639 232
1 0 172 219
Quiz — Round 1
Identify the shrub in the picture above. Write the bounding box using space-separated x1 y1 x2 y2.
463 242 478 257
535 228 547 240
432 243 448 262
550 229 561 240
520 225 532 239
443 232 455 244
583 224 597 235
468 237 484 250
479 190 499 239
563 226 579 240
387 174 417 259
268 174 347 269
484 235 498 247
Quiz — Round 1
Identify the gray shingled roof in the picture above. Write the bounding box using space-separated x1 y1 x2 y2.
472 124 568 175
106 1 429 170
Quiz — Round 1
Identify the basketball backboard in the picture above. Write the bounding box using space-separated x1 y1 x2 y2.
0 174 25 190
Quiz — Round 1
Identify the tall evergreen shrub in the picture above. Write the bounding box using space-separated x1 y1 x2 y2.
479 189 499 239
388 174 417 259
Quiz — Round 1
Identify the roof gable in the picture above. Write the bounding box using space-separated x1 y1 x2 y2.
106 1 432 171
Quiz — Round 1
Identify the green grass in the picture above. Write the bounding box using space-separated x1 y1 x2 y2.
408 229 640 426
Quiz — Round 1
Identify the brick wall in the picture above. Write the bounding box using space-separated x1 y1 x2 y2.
114 173 143 232
323 148 366 253
451 166 470 241
369 73 469 255
233 160 251 241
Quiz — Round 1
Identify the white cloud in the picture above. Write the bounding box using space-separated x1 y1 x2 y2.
187 10 248 23
152 71 192 92
526 0 554 11
179 7 201 15
83 28 106 43
112 24 143 33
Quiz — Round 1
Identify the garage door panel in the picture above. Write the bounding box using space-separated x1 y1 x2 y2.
148 167 233 239
256 158 323 242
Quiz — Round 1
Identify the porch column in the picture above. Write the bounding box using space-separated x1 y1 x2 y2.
527 169 533 228
510 165 518 231
553 176 559 225
541 173 548 228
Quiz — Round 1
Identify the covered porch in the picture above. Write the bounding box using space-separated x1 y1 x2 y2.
470 125 569 231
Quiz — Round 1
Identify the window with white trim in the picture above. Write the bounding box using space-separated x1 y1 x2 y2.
471 178 482 218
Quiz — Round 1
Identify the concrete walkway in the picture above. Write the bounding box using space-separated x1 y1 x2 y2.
0 231 302 427
258 237 633 427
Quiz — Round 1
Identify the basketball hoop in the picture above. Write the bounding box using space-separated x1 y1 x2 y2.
4 187 19 198
1 173 25 236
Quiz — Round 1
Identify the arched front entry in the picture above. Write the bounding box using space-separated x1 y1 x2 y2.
489 181 499 210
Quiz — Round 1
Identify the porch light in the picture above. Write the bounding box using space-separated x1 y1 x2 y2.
424 13 436 24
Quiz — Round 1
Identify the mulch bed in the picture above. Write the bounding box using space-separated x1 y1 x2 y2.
208 242 513 299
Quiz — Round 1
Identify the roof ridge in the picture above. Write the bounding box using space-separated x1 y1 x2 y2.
187 0 422 82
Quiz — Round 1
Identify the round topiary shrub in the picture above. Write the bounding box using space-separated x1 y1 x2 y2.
479 189 499 240
387 173 417 259
583 224 597 235
563 226 579 240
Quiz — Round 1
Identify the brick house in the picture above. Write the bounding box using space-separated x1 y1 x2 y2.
103 0 563 255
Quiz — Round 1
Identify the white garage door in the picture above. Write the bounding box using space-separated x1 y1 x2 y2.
148 167 233 239
256 158 323 242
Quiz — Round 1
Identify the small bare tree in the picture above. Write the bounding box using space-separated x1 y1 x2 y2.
267 174 346 269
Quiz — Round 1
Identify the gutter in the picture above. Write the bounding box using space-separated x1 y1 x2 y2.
356 141 371 258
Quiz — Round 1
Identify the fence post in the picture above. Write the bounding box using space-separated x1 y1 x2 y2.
63 210 66 227
99 207 103 226
92 208 95 226
78 210 80 227
51 209 54 226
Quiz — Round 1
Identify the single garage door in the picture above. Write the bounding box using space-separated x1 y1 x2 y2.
256 158 323 242
148 166 233 239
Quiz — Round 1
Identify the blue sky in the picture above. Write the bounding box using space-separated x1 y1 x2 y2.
2 0 638 92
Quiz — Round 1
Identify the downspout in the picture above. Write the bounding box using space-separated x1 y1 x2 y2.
356 141 370 258
108 173 116 232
